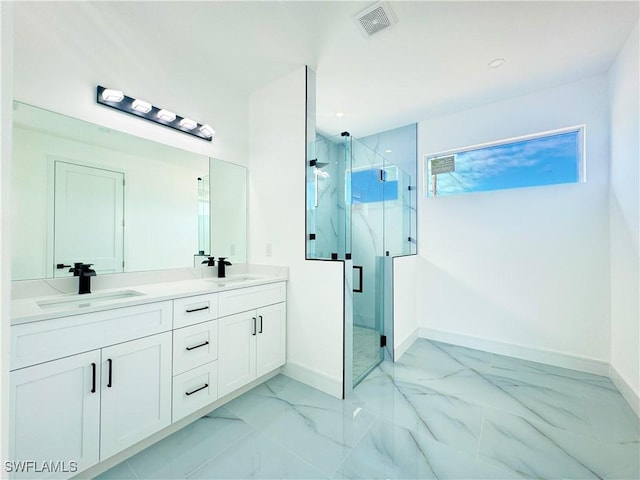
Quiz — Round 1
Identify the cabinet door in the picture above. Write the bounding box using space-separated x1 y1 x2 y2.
217 311 257 397
9 350 101 478
256 303 286 377
100 332 172 460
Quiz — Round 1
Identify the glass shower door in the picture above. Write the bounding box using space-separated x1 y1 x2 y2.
349 139 386 385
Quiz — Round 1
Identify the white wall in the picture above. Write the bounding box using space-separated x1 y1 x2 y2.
0 0 13 464
393 255 418 360
249 67 345 398
12 2 248 167
608 22 639 413
417 75 611 372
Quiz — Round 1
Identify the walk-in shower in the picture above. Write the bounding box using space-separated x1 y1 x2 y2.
306 128 416 388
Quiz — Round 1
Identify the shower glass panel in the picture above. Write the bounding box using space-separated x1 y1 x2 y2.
349 138 387 384
306 134 351 260
384 166 413 257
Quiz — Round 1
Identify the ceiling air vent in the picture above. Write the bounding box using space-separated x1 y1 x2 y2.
354 2 398 37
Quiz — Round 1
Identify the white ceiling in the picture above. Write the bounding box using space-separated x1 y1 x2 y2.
14 1 639 138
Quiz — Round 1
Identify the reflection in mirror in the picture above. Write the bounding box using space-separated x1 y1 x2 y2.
11 102 247 281
210 158 247 264
197 175 211 255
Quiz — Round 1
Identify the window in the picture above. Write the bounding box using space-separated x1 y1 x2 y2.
347 166 399 204
424 127 584 197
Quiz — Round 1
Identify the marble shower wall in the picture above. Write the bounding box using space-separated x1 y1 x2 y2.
308 135 348 260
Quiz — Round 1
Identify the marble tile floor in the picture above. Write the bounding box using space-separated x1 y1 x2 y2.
352 325 381 382
98 339 639 480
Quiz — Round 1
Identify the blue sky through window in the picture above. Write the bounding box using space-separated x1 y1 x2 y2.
347 169 398 204
427 129 582 197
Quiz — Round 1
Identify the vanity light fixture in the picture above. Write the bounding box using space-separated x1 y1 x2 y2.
101 89 124 102
131 99 152 113
199 124 215 138
179 117 197 130
157 109 176 122
96 85 214 141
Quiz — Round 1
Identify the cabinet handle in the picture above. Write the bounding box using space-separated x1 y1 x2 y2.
185 383 208 396
107 358 113 388
91 362 96 393
185 306 209 313
252 317 257 336
259 315 263 334
186 340 209 351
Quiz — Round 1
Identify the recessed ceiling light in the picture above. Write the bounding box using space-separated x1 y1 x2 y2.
384 149 392 153
488 58 506 69
335 112 344 117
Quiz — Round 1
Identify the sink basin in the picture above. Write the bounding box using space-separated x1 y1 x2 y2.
37 290 144 309
205 276 261 285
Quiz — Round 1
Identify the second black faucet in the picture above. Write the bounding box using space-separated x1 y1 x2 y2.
201 256 232 278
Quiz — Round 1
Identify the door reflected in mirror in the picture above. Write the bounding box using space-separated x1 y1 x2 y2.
11 102 247 281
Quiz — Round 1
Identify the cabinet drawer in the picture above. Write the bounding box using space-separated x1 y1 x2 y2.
173 293 218 328
172 361 218 422
218 282 286 317
173 321 218 375
11 301 172 370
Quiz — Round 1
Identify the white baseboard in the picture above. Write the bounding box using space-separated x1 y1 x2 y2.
282 362 343 399
419 328 610 376
609 364 640 417
394 329 419 361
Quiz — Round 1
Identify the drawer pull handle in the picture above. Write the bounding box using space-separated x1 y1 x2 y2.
252 317 257 336
185 306 209 313
107 359 113 388
186 341 209 351
259 315 263 334
185 383 208 396
91 362 97 393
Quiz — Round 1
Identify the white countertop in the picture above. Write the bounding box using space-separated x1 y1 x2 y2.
11 273 288 326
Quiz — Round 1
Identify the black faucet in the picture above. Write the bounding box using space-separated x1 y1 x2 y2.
69 262 96 294
217 257 232 278
201 256 216 267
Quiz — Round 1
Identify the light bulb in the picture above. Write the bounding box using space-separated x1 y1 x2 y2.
157 109 176 122
199 124 215 138
132 99 152 113
101 89 124 102
180 118 197 130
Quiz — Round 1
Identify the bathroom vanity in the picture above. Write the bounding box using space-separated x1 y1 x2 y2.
9 273 287 479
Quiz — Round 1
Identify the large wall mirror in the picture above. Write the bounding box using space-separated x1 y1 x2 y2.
11 102 247 281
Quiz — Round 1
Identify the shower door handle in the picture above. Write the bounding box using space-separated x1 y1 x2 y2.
353 265 363 293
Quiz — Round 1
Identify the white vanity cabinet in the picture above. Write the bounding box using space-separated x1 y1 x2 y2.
100 332 172 459
9 351 101 478
9 278 287 479
171 293 220 422
217 283 286 397
9 302 173 477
